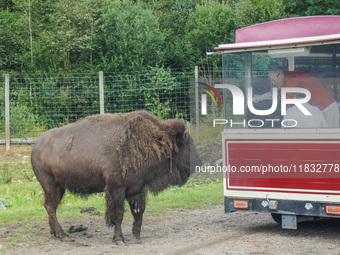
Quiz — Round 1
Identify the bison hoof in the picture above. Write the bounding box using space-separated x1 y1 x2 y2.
61 236 75 242
115 240 126 246
135 238 142 244
132 229 141 239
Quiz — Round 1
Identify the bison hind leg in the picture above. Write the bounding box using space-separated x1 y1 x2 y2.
105 186 126 245
42 177 69 240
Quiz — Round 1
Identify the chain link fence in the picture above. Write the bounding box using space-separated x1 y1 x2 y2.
1 67 224 145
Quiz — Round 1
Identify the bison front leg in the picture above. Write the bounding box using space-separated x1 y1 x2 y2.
127 190 146 243
105 186 126 245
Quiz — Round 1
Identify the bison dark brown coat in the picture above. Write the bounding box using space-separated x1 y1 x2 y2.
31 110 201 244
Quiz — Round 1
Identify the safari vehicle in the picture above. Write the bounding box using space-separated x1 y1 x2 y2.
213 16 340 229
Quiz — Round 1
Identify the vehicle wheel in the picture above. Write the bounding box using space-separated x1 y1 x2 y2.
271 213 282 224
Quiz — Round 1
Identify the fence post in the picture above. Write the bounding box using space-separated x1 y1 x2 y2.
195 66 199 142
5 74 10 151
99 71 104 114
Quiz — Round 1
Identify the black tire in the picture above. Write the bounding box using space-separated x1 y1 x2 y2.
271 213 282 224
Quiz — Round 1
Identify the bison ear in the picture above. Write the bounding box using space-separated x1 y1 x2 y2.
117 116 175 178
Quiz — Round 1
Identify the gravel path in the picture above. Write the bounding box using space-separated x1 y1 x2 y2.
2 205 340 255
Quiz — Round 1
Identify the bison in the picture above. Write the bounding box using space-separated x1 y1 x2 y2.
31 110 201 244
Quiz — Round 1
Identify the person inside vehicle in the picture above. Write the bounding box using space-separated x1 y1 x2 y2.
269 67 339 127
246 77 281 128
283 87 328 128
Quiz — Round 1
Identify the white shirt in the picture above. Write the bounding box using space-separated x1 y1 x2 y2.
283 103 328 128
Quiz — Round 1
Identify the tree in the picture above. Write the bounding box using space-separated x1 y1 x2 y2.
176 0 236 68
0 0 14 11
151 0 195 68
0 10 28 71
234 0 284 29
283 0 340 17
5 0 57 71
99 0 165 72
48 0 107 71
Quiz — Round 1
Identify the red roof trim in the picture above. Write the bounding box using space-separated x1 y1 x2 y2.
215 34 340 51
236 16 340 43
215 16 340 52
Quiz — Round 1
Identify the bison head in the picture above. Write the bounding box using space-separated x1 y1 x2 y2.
173 129 201 186
117 114 201 192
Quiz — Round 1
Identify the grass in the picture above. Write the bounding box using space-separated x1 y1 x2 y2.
147 178 222 213
0 172 223 226
1 228 45 246
189 114 224 145
0 162 35 184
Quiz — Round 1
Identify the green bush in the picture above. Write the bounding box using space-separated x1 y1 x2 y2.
9 105 46 138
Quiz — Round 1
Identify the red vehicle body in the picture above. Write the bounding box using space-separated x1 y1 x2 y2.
214 16 340 228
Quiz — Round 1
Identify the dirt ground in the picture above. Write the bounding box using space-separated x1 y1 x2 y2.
0 145 33 163
2 144 340 254
2 206 340 255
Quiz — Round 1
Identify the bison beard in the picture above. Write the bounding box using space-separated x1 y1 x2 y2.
31 110 201 244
